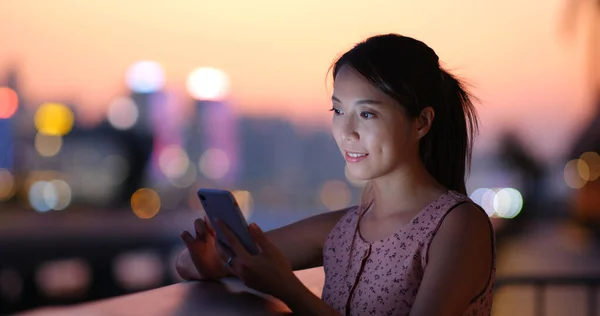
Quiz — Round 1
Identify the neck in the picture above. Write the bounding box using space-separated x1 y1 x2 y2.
369 159 446 218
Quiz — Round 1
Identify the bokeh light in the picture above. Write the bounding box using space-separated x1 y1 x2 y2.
36 258 91 299
199 148 230 180
493 188 523 219
186 67 230 101
113 250 163 291
29 181 53 212
564 159 587 189
34 103 74 136
579 152 600 181
126 61 165 94
48 180 72 211
577 159 591 182
0 169 15 201
107 97 139 130
231 190 254 219
28 180 72 212
34 133 63 157
319 180 352 211
0 87 18 119
22 171 64 202
169 163 197 188
469 188 496 217
131 188 161 219
158 145 190 180
470 187 523 219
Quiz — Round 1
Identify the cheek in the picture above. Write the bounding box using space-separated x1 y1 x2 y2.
367 128 409 158
362 129 388 154
331 124 342 145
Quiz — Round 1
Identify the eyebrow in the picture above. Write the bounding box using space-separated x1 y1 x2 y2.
331 95 383 105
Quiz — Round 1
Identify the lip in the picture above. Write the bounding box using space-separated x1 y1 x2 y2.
344 151 369 163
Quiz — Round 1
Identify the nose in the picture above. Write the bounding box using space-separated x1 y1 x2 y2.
339 116 359 143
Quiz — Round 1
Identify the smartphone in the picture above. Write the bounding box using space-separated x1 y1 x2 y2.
197 188 259 255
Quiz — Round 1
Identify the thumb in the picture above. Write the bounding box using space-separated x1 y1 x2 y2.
248 223 273 253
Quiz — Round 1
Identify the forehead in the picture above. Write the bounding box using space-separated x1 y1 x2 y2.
332 65 393 103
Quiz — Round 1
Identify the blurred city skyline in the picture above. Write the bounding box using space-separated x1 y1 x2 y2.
2 2 600 314
0 0 596 161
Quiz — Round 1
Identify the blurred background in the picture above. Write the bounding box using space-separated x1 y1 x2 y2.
0 0 599 315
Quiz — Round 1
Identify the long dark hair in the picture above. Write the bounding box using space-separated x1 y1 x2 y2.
332 34 478 195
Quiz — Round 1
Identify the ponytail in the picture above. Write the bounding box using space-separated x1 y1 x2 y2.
419 69 478 195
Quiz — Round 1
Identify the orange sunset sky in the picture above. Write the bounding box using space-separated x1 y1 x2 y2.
0 0 595 159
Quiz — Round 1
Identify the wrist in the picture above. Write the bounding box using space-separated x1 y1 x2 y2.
278 275 317 311
279 275 340 316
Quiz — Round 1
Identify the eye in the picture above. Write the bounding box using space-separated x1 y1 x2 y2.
329 107 342 115
360 111 375 119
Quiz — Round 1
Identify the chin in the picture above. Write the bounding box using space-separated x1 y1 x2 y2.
347 161 397 183
345 165 378 182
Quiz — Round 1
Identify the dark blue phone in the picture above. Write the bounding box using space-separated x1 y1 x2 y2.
197 188 259 255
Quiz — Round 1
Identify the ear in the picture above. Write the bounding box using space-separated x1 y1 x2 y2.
416 107 435 139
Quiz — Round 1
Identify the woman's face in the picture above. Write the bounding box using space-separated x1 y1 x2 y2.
331 65 422 181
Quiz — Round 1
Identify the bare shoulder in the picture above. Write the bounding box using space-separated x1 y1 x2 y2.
430 202 493 258
411 202 494 315
429 201 494 288
438 202 492 241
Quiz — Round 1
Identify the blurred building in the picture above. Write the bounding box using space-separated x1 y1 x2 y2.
1 66 27 172
568 94 600 227
187 100 239 187
0 65 359 213
237 117 351 209
0 119 11 169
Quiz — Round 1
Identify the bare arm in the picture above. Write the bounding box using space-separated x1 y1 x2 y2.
176 207 351 280
266 207 350 271
409 203 494 316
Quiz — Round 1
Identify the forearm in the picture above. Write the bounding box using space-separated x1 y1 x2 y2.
266 230 322 272
264 208 349 272
279 275 340 316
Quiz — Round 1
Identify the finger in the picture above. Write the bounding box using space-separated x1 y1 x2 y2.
215 241 239 275
215 240 233 262
180 230 196 245
248 223 273 254
204 215 216 236
194 218 207 242
215 219 249 258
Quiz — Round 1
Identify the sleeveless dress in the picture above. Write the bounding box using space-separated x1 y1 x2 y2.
321 190 495 316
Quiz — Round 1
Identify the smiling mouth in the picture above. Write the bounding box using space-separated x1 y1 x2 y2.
346 152 368 158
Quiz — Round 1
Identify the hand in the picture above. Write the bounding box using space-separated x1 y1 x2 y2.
214 219 299 298
179 216 229 280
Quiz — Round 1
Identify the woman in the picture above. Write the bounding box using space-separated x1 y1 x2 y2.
176 33 495 316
